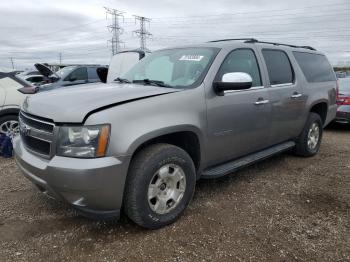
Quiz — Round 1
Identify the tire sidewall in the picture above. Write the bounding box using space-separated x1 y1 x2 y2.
304 114 323 155
132 147 195 228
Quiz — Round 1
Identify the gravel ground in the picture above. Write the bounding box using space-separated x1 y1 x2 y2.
0 124 349 262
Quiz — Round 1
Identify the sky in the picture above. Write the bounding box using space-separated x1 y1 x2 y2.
0 0 349 70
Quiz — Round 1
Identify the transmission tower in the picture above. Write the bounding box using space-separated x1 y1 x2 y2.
59 52 62 64
9 57 15 70
133 15 152 51
104 7 125 55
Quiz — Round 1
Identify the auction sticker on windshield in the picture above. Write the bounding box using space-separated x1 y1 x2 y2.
179 55 204 61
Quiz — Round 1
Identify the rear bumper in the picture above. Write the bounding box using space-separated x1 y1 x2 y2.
335 105 350 124
13 136 131 220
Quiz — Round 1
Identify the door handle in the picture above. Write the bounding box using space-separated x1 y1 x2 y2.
254 99 269 105
291 93 302 99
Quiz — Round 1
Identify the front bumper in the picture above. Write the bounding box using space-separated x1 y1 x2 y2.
13 136 131 219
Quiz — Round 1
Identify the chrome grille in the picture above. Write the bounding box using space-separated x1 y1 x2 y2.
19 111 55 158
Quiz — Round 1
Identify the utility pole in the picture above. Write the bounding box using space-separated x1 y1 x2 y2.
10 57 14 70
104 7 125 55
133 15 152 51
59 52 62 64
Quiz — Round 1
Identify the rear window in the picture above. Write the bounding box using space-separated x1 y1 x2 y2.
293 52 335 83
262 50 294 85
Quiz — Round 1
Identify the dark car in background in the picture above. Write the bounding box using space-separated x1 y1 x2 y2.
35 64 107 92
335 78 350 124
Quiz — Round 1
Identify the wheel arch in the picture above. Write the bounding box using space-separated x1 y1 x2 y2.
128 126 204 174
0 107 20 118
309 100 328 125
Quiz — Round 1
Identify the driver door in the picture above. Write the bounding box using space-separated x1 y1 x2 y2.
206 48 272 166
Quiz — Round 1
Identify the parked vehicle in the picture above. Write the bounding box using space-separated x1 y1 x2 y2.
19 74 45 86
0 72 35 137
35 64 107 92
335 78 350 124
14 39 337 229
17 70 41 77
97 50 149 84
336 71 347 79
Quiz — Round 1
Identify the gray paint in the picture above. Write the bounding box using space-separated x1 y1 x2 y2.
14 41 337 217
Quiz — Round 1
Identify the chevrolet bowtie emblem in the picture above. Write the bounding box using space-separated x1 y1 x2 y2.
20 122 31 136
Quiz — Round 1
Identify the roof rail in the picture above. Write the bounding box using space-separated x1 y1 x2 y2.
208 38 316 51
208 38 258 43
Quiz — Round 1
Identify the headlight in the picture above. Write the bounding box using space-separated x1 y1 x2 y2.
57 125 110 158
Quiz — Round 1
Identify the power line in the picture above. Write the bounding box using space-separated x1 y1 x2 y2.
133 15 152 51
104 7 125 55
151 1 349 20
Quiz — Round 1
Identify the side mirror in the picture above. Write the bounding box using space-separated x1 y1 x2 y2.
213 72 253 94
69 77 77 82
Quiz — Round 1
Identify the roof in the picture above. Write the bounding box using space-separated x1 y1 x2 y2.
162 38 322 54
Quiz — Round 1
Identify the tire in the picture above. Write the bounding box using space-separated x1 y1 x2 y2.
124 143 196 229
294 112 323 157
0 115 19 137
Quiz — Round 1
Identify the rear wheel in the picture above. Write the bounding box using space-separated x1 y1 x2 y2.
294 113 323 157
0 115 19 138
124 143 196 229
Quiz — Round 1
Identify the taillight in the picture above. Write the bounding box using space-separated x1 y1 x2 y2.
337 95 350 105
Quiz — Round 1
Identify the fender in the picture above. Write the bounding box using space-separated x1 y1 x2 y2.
127 124 205 166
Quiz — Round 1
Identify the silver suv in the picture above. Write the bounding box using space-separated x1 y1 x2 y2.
14 39 337 229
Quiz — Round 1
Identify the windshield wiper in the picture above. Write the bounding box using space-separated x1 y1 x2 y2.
133 79 172 88
114 77 131 83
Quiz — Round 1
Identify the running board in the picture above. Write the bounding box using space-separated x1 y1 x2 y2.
202 141 295 179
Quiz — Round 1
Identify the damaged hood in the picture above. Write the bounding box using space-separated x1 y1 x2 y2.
22 82 181 123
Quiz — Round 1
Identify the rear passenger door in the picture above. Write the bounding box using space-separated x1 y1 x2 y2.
260 49 305 144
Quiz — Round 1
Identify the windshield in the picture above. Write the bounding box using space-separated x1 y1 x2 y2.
53 66 77 78
122 47 218 88
339 79 350 93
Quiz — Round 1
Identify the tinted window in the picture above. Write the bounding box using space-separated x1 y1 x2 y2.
216 49 262 87
27 76 43 82
262 50 294 85
67 67 87 81
87 67 100 81
293 52 335 82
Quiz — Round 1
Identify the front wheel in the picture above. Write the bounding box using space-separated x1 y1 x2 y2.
294 112 323 157
124 143 196 229
0 115 19 138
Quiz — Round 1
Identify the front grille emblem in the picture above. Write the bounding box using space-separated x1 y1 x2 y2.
20 121 31 136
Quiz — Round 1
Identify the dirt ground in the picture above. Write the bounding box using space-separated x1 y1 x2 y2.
0 124 349 262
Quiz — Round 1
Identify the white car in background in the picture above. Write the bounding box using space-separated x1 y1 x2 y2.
97 50 150 83
0 72 35 137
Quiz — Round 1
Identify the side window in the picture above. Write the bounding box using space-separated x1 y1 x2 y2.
67 67 87 81
215 49 262 87
262 50 294 85
293 52 335 82
87 67 100 81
